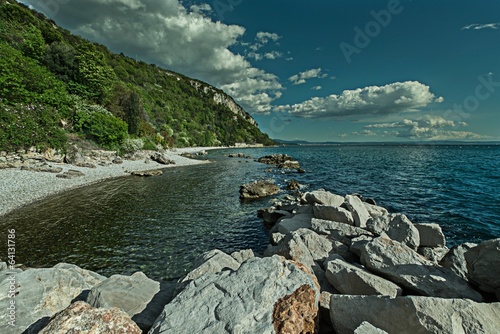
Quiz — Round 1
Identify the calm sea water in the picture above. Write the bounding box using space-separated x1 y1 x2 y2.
1 144 499 281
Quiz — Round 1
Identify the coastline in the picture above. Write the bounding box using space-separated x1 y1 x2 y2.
0 146 228 218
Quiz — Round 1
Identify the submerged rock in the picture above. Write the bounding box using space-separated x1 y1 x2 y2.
239 180 280 200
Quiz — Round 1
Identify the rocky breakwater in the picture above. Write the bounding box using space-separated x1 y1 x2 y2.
260 189 500 333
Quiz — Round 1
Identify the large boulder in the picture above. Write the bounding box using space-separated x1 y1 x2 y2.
239 180 280 200
330 295 500 334
149 256 320 334
354 322 388 334
325 257 402 298
313 205 354 225
291 228 334 263
359 237 483 301
417 246 449 264
363 203 389 219
276 214 313 234
150 152 175 165
385 214 420 250
345 195 371 228
264 230 316 272
178 249 240 286
86 272 174 331
0 263 106 333
311 218 373 240
302 190 344 207
439 242 477 281
465 238 500 294
39 301 141 334
414 223 446 247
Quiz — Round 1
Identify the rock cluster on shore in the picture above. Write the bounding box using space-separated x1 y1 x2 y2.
1 187 498 333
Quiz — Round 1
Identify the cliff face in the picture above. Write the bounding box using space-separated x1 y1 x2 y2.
189 80 258 127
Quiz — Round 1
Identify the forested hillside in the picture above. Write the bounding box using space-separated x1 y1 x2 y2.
0 0 274 153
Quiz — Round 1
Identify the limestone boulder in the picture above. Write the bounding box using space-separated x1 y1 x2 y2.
39 301 141 334
149 256 320 334
439 242 477 281
363 203 389 219
415 223 446 247
276 213 313 234
354 322 388 334
150 152 175 165
239 180 280 200
302 190 344 207
359 237 483 301
325 257 402 298
417 246 449 264
230 249 255 264
345 195 371 228
0 263 106 333
178 249 240 286
311 218 373 240
330 295 500 334
264 230 316 272
313 205 354 225
385 214 420 250
86 272 175 331
293 228 334 263
465 238 500 294
366 215 390 235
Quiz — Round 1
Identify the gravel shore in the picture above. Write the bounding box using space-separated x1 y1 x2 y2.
0 147 221 217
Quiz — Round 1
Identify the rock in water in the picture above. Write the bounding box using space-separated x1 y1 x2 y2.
465 238 500 295
149 256 320 334
86 272 174 331
39 301 141 334
330 295 500 334
239 180 280 200
131 169 163 177
0 263 106 333
359 237 483 301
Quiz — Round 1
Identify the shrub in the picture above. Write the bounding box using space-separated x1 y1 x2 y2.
121 138 144 153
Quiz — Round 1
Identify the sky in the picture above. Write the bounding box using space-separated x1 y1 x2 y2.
20 0 500 142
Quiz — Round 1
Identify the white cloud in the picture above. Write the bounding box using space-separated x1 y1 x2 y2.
23 0 282 114
288 68 328 85
276 81 444 118
311 86 322 91
256 32 281 44
462 23 500 30
363 115 485 140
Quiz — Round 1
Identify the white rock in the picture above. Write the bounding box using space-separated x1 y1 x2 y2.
415 223 446 247
345 195 371 228
313 205 354 225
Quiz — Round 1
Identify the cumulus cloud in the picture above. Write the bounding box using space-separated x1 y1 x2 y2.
288 68 328 85
462 23 500 30
22 0 282 113
244 31 283 62
256 32 281 43
275 81 444 118
363 115 485 140
311 86 322 91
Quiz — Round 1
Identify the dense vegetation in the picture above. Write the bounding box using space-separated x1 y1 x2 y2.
0 0 274 152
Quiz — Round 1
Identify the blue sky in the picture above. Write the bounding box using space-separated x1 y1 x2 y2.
21 0 500 142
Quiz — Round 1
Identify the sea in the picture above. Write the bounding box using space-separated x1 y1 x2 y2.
1 143 499 281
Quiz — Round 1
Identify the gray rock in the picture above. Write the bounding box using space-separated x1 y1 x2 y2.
230 249 255 264
178 249 240 286
276 213 313 234
366 215 391 235
359 237 483 301
345 195 371 228
415 223 446 247
330 295 500 334
0 263 106 333
270 232 286 245
21 164 63 173
39 301 141 334
302 190 344 207
149 256 320 334
131 169 163 177
293 228 334 263
363 203 389 219
56 169 85 179
258 207 291 225
325 257 402 298
86 272 174 331
350 235 374 257
354 321 388 334
417 246 449 264
264 230 316 272
311 218 373 240
150 152 175 165
465 238 500 294
440 242 477 281
385 214 420 250
313 205 354 225
292 204 314 215
64 145 85 165
239 180 280 200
